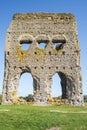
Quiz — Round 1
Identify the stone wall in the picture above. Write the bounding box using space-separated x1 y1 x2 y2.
2 13 84 105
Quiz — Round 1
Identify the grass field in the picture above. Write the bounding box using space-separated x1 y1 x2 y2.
0 105 87 130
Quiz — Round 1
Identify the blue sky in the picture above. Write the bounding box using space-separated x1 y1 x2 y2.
0 0 87 97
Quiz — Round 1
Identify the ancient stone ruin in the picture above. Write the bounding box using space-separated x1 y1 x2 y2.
2 13 84 105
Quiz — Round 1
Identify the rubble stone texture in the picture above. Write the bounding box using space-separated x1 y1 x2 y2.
2 13 84 105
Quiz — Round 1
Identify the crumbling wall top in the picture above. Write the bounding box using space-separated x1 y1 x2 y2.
13 12 76 23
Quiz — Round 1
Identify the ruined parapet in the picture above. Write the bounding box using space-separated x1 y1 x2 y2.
2 13 84 105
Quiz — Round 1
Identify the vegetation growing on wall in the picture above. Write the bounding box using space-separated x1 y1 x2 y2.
17 45 28 61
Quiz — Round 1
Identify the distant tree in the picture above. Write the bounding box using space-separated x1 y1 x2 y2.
25 94 34 102
0 94 2 104
20 94 34 102
84 95 87 102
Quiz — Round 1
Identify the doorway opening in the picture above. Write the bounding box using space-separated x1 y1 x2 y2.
52 73 61 98
18 72 33 98
52 72 67 99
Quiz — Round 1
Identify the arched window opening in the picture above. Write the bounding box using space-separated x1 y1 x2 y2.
36 35 49 49
52 73 62 98
20 41 32 50
37 40 48 49
52 40 65 51
18 72 33 98
38 42 47 49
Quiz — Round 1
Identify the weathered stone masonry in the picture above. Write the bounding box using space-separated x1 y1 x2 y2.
2 13 84 105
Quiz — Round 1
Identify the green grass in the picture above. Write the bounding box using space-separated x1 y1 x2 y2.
0 105 87 130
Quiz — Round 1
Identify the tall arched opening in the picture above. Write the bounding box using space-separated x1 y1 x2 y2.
52 73 61 98
18 72 33 98
52 72 67 99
